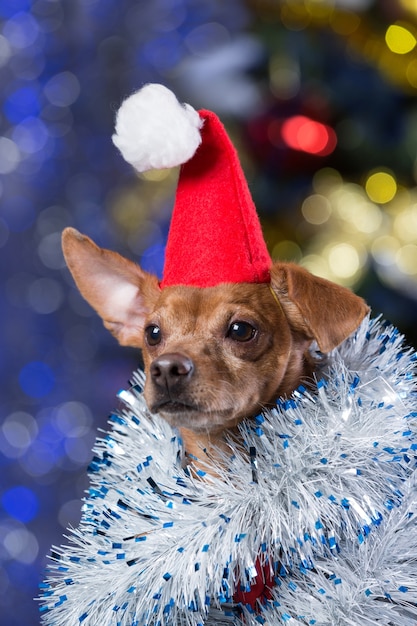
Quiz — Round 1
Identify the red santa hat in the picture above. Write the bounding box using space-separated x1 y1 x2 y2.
112 83 271 288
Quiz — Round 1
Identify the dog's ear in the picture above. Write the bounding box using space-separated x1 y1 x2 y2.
270 262 370 353
62 228 161 348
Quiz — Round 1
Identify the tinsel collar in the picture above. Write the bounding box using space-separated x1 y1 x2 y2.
40 316 417 626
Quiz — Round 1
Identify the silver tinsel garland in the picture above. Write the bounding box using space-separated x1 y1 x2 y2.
39 316 417 625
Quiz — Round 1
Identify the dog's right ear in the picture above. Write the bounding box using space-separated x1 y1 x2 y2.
62 228 161 348
270 262 370 353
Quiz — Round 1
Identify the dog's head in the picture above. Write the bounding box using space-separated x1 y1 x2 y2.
62 227 369 435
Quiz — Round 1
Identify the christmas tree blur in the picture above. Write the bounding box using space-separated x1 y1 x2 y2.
242 0 417 346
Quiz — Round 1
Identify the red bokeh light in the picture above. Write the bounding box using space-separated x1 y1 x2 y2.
280 115 337 156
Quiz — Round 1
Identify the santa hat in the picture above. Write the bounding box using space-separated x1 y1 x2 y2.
112 83 271 288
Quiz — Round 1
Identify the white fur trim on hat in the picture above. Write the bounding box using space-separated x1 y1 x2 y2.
112 83 203 172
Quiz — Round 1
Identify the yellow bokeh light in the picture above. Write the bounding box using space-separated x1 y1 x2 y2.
300 254 330 280
111 188 147 229
385 24 416 55
301 194 332 225
371 236 400 267
365 171 397 204
394 206 417 242
328 243 361 279
330 10 360 36
406 59 417 88
280 4 310 31
399 0 417 16
140 168 173 182
312 167 342 194
272 240 302 262
303 0 333 20
396 244 417 275
270 55 301 100
354 202 382 234
332 187 382 233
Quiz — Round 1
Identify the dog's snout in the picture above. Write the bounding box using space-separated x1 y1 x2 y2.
150 353 194 389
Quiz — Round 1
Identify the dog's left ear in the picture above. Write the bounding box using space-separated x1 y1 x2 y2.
61 228 161 348
270 262 370 353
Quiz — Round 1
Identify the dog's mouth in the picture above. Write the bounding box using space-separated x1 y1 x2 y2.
149 396 239 432
153 399 199 414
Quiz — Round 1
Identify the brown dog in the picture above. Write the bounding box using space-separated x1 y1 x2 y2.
62 227 369 472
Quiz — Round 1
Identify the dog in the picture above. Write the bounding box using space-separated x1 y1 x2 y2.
62 226 369 474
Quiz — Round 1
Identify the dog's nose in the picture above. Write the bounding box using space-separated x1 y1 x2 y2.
150 353 194 389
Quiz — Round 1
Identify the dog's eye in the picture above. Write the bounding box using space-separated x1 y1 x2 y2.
145 324 162 346
227 321 257 342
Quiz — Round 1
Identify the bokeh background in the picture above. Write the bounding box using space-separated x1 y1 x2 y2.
1 0 417 623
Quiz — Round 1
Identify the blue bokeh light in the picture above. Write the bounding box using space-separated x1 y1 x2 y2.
3 11 40 49
140 243 166 279
142 33 184 71
12 116 49 154
2 485 39 523
3 85 41 124
2 194 36 232
18 361 55 398
0 0 31 20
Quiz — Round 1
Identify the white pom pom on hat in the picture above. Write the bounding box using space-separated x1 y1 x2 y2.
112 83 203 172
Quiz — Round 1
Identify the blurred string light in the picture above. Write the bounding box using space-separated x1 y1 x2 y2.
2 524 39 565
281 115 337 156
18 361 55 398
0 401 95 475
365 171 397 204
0 411 38 459
245 0 417 304
0 0 89 241
250 0 417 92
109 168 179 277
279 167 417 297
385 23 416 55
2 485 39 523
400 0 417 17
269 54 300 99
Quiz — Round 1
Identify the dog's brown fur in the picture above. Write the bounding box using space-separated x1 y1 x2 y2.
62 227 369 472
